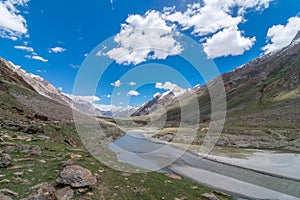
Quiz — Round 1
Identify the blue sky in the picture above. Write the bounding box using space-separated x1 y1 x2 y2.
0 0 300 108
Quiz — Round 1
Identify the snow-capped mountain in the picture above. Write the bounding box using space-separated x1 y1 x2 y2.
0 58 103 116
131 85 200 117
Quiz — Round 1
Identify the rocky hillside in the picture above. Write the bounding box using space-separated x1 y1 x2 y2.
0 58 103 116
143 32 300 151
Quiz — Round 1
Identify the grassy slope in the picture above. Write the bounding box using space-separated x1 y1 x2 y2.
0 76 233 199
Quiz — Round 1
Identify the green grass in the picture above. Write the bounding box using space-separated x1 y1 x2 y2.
0 127 234 199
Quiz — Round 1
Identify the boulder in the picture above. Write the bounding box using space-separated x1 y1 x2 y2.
56 165 96 188
21 183 56 200
201 193 219 200
56 186 74 200
4 143 41 155
1 122 23 132
23 125 44 134
0 152 11 168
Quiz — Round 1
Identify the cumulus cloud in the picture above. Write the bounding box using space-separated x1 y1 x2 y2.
49 47 66 53
127 90 140 96
0 0 29 40
110 80 121 87
106 10 182 65
106 0 272 61
14 45 34 52
163 0 272 58
25 55 48 62
203 26 256 59
155 81 182 91
129 82 136 86
164 3 243 36
262 16 300 54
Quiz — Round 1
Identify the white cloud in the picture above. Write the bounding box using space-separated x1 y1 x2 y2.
64 94 101 104
0 0 29 40
106 10 182 65
129 82 136 86
262 16 300 54
49 47 66 53
155 81 182 91
165 2 243 36
110 80 121 87
106 94 111 98
25 55 48 62
14 45 34 52
127 90 140 96
203 26 256 59
58 87 63 91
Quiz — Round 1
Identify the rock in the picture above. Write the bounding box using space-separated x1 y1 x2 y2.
86 192 94 196
0 193 12 200
22 183 56 200
0 152 11 168
0 189 18 197
56 186 74 200
4 143 41 155
69 153 82 160
30 182 49 191
76 188 87 193
201 193 219 200
191 186 198 190
23 125 44 134
13 172 24 177
0 179 10 184
1 122 23 132
61 160 76 167
56 165 97 188
165 174 182 180
34 114 48 122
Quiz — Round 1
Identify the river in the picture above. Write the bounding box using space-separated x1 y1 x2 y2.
109 130 300 200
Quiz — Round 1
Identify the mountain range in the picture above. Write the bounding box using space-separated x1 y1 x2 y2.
132 31 300 151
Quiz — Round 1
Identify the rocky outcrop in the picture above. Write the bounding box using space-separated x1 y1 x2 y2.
0 153 11 168
4 143 41 155
56 165 97 188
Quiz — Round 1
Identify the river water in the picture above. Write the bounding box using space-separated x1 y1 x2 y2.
109 130 300 200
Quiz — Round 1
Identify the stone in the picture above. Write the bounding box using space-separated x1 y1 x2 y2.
0 193 12 200
13 172 24 177
21 183 56 200
0 179 10 184
201 193 219 200
61 160 76 167
165 174 182 180
4 143 41 155
56 186 74 200
1 122 23 132
0 189 18 197
56 165 97 188
23 125 44 134
69 154 82 160
0 152 11 168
